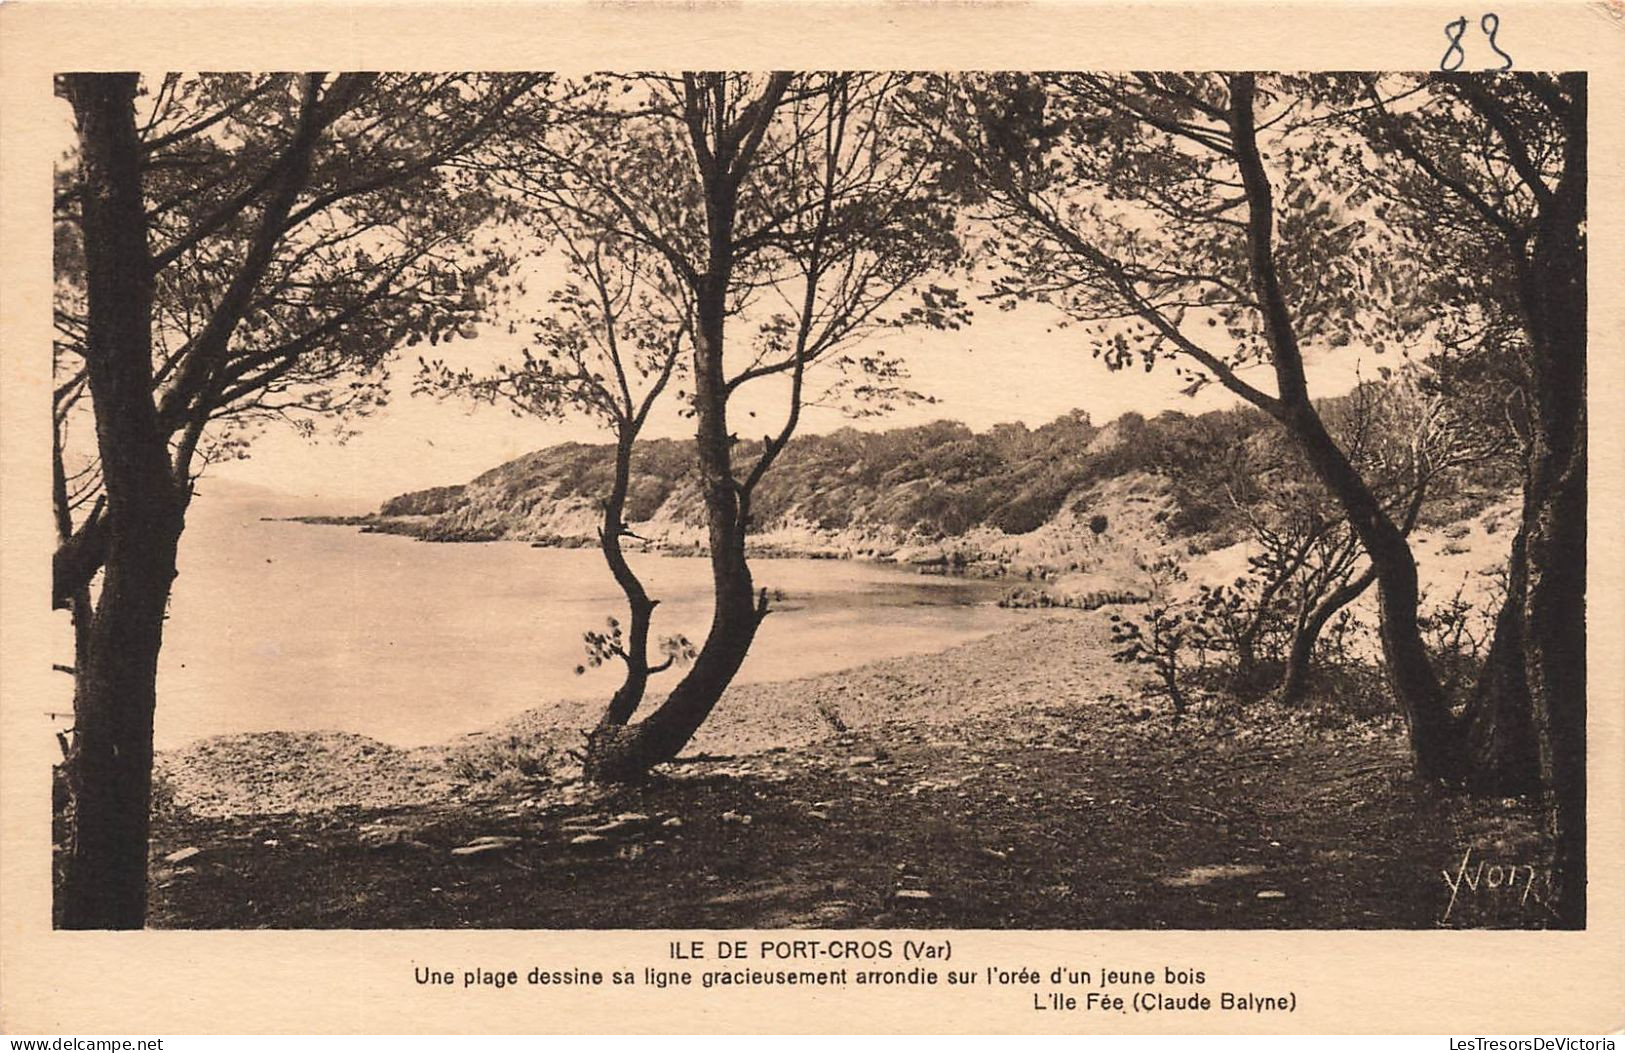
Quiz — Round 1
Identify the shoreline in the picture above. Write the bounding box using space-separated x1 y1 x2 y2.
275 511 1165 608
154 609 1107 817
277 512 1018 574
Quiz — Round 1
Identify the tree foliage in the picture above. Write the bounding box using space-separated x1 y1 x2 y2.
53 71 538 929
54 72 541 606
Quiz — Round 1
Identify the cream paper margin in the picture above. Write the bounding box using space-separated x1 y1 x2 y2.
0 0 1620 1035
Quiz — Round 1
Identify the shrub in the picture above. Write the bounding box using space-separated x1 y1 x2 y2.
1418 579 1497 705
1135 552 1188 600
990 490 1063 534
998 586 1148 610
1108 604 1195 723
448 733 558 783
1164 494 1223 537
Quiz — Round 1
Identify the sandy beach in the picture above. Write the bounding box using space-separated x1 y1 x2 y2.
156 610 1123 816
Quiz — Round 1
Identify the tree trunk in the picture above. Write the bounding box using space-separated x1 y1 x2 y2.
1270 337 1461 775
1522 408 1585 927
598 434 657 727
60 503 183 929
1461 524 1541 795
1276 564 1377 707
1324 431 1460 781
1453 77 1589 924
1517 137 1587 925
581 76 798 781
1228 73 1460 782
584 281 763 781
58 73 184 930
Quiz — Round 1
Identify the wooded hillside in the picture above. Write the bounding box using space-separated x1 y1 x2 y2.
372 394 1511 561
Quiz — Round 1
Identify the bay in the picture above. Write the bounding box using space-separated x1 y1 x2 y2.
82 482 1021 749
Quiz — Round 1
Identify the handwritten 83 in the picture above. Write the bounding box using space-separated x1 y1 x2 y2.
1442 13 1514 71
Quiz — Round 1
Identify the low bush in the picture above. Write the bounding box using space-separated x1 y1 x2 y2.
447 733 559 784
998 587 1146 610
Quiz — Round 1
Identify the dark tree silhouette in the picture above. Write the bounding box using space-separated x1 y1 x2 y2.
419 219 694 729
935 72 1461 780
1357 71 1587 925
53 71 537 928
476 72 965 782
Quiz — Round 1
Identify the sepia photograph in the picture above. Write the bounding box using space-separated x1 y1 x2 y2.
42 67 1590 936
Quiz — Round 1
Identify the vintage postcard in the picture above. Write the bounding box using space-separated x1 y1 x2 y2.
1 0 1621 1036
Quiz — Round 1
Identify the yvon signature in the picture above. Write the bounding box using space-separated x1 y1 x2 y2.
1441 846 1554 923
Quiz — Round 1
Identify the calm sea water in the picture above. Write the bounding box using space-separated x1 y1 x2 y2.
56 482 1020 749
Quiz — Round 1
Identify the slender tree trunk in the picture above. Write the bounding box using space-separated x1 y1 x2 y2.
598 434 657 727
584 280 764 781
1276 564 1377 707
1275 479 1430 712
1227 526 1328 697
1228 74 1459 781
58 73 185 930
581 74 795 780
1275 617 1314 708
